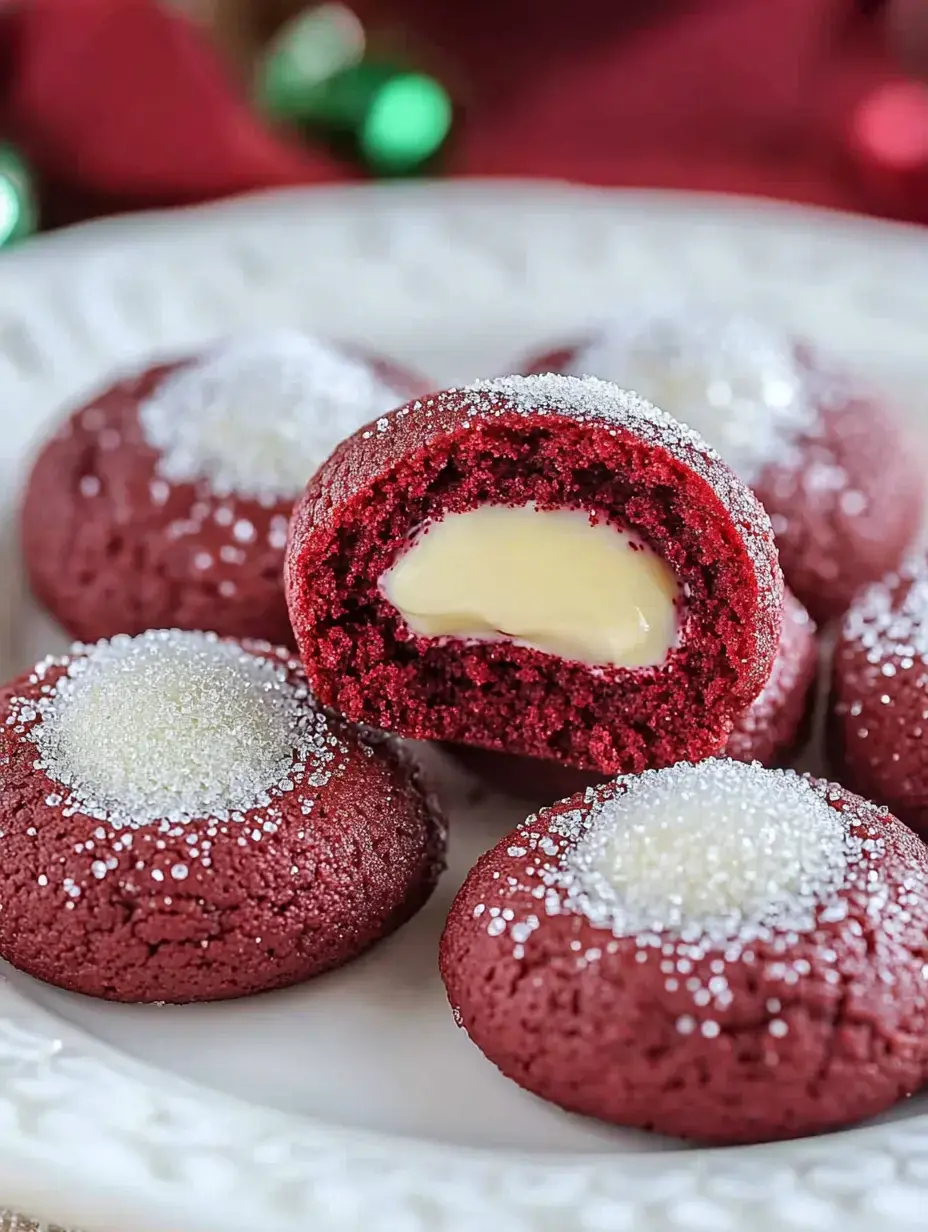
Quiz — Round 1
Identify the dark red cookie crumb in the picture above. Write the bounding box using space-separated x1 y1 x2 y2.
0 630 445 1003
831 554 928 837
449 587 817 802
441 761 928 1145
286 374 782 776
21 331 423 647
527 313 923 624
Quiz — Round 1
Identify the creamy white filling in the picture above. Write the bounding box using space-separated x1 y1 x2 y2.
380 503 679 667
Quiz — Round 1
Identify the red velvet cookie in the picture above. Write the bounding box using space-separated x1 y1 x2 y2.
526 308 923 623
22 330 422 646
0 629 445 1003
451 587 818 801
440 760 928 1145
725 586 818 765
286 374 782 776
830 554 928 837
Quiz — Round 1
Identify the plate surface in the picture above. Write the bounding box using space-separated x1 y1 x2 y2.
1 182 928 1232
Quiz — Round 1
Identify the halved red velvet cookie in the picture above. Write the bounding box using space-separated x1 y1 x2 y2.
22 329 423 646
441 760 928 1144
286 374 783 776
831 553 928 837
526 308 923 623
0 629 445 1003
450 586 818 802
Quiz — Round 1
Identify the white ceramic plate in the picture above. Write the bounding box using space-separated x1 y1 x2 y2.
1 182 928 1232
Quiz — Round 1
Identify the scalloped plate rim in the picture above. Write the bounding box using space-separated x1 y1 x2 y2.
0 180 926 1232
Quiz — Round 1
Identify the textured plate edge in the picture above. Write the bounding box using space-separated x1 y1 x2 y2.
4 179 928 260
0 182 926 1232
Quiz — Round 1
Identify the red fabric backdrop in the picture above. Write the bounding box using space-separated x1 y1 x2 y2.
0 0 925 229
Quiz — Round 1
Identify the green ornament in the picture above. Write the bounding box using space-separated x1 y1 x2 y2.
257 5 452 175
0 145 37 249
359 71 452 174
277 59 452 175
258 4 366 121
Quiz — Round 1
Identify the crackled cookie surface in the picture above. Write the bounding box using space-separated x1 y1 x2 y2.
527 306 923 622
441 760 928 1144
0 630 445 1003
831 554 928 837
287 374 782 776
22 330 420 645
724 587 817 765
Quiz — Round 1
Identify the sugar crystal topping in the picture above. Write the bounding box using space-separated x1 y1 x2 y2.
465 373 711 452
548 761 860 943
842 555 928 668
470 764 906 1037
460 374 780 618
139 329 404 503
10 630 342 827
566 307 816 484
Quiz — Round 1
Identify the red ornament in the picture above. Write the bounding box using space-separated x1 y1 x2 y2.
849 79 928 219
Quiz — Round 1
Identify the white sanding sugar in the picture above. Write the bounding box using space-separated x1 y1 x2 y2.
460 374 780 620
139 329 404 503
547 761 865 944
566 307 816 484
13 630 338 827
465 373 708 451
842 555 928 667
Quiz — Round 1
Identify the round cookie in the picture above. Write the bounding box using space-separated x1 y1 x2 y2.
0 629 445 1003
440 760 928 1145
287 374 782 777
831 553 928 837
526 307 923 623
22 330 422 646
450 587 818 801
725 586 818 765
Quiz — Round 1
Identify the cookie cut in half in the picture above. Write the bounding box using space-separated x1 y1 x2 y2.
0 629 445 1003
286 374 782 775
451 586 817 802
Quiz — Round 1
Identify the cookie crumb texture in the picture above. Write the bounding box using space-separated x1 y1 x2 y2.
450 586 817 800
286 376 782 775
440 762 928 1144
831 555 928 837
0 631 445 1003
21 331 418 647
529 313 923 624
